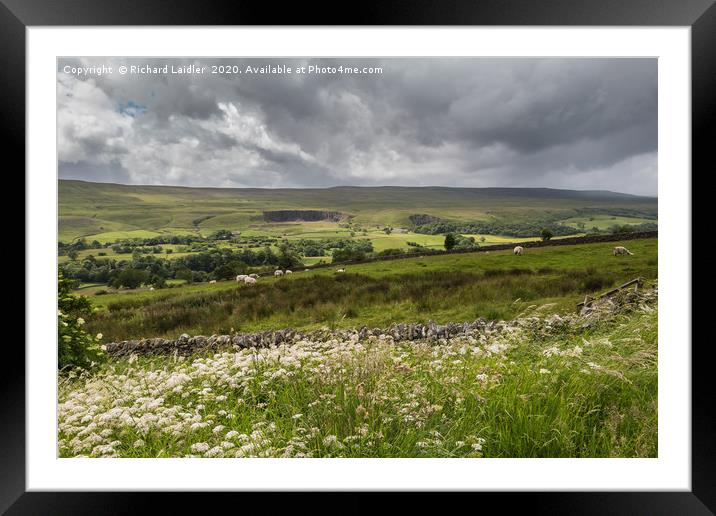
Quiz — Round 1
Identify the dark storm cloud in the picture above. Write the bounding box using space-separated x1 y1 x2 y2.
57 57 657 195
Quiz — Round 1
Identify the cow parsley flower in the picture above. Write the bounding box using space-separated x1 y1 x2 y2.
191 443 209 454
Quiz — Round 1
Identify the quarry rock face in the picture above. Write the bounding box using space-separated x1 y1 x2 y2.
103 284 657 358
262 210 348 222
408 214 442 225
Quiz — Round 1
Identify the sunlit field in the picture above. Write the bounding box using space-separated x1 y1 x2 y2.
84 239 657 342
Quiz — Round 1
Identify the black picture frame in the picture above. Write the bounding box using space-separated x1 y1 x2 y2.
5 0 710 513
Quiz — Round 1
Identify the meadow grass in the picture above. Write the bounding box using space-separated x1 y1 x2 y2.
85 239 657 342
561 215 655 230
58 298 657 458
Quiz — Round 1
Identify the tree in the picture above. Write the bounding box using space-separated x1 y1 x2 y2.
150 275 167 288
444 233 457 251
277 241 301 269
67 249 79 261
540 228 554 241
58 269 105 370
115 268 149 289
332 246 366 263
213 263 237 280
175 267 193 283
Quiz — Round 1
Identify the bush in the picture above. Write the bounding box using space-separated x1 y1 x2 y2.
378 248 405 257
58 270 105 370
581 274 610 293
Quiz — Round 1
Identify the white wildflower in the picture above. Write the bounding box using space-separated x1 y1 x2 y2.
191 443 209 454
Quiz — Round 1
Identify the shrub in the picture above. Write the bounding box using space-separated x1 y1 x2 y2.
378 248 405 257
58 270 105 370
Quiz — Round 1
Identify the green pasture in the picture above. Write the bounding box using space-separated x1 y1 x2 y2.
59 180 657 243
561 215 655 231
84 238 657 342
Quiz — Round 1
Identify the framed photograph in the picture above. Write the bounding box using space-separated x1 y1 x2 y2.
8 0 710 512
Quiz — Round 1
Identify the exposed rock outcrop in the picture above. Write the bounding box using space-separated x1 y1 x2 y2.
262 210 348 222
408 214 442 226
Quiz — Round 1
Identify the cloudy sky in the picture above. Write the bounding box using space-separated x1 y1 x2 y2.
57 57 657 196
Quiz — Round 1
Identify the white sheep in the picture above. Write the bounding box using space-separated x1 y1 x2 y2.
285 270 293 275
613 246 633 256
513 246 524 255
274 270 284 277
149 287 154 291
209 280 217 284
249 273 259 279
236 274 248 282
336 268 346 273
243 276 257 284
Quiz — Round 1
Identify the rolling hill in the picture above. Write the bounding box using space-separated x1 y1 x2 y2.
58 180 657 243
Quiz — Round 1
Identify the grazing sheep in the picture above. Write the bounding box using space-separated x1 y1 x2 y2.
513 246 524 256
304 269 309 272
243 276 257 284
149 287 154 291
236 274 248 282
274 270 284 277
209 280 217 284
285 270 293 275
613 246 634 256
249 273 259 279
336 268 346 273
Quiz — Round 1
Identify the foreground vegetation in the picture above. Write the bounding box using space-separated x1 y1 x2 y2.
58 288 657 458
84 239 657 342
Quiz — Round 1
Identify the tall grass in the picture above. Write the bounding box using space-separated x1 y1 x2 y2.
88 267 635 341
59 304 657 458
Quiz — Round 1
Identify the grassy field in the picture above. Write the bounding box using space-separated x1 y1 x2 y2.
59 290 657 458
59 180 657 242
84 238 657 342
58 231 580 265
561 215 655 231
